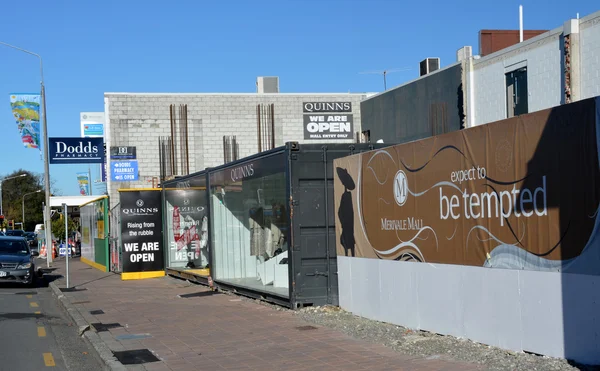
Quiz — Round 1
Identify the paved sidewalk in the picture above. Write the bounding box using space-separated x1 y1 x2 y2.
47 258 483 371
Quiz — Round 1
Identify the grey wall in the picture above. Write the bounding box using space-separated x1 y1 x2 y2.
360 63 464 144
338 256 600 365
105 93 367 206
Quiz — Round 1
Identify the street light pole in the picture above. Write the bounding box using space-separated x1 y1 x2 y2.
0 174 27 217
22 190 42 227
0 41 52 265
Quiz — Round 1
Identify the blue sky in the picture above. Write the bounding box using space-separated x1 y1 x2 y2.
0 0 597 196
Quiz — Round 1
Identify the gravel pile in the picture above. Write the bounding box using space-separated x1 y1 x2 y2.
296 306 597 371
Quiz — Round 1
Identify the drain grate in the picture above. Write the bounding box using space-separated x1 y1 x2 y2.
59 287 87 292
178 291 221 298
91 322 122 332
89 310 104 315
112 349 160 365
295 325 318 331
71 301 91 305
115 333 152 341
14 291 37 295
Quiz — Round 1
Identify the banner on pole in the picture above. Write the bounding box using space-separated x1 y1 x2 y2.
9 93 41 149
76 172 90 196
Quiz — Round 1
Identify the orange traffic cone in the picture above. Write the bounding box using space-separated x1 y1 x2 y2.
52 242 58 259
40 243 47 258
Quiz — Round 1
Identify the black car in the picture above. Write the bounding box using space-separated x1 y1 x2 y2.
0 236 40 287
4 230 25 237
24 232 38 250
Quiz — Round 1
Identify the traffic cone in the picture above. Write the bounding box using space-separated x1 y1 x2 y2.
40 243 47 258
52 242 58 259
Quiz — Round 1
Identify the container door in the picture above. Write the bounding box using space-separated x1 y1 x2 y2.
290 148 339 307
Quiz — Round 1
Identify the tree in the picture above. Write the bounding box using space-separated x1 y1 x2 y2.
51 216 77 243
0 169 60 231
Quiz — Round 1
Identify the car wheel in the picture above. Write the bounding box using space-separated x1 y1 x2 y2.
28 271 37 288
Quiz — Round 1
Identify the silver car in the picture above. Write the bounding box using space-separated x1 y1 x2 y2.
0 236 40 287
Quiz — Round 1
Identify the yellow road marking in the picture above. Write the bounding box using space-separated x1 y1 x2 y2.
35 311 41 315
30 302 39 308
43 353 55 367
26 295 32 299
38 327 46 337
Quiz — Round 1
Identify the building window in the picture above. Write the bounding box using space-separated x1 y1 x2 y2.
210 153 289 298
506 67 528 118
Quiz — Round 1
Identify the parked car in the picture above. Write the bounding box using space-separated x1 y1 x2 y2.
0 236 39 287
24 232 37 250
4 230 25 237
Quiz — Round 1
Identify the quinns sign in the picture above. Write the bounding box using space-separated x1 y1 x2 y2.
333 97 600 276
49 137 104 164
119 189 165 279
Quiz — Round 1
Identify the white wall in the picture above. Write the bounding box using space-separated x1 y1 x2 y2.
470 28 563 126
580 11 600 99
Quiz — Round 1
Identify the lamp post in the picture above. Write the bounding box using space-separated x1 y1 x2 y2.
0 174 27 217
0 41 52 266
22 190 42 227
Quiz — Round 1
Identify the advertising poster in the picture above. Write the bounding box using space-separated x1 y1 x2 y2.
302 101 353 140
303 114 353 139
165 185 208 269
119 190 164 279
95 200 105 239
76 172 90 196
333 97 600 275
9 93 41 149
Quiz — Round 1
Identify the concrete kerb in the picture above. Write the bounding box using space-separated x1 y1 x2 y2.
49 281 127 371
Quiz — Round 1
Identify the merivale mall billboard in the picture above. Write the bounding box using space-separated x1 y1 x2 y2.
334 97 600 275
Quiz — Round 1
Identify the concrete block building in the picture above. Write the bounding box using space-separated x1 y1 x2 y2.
104 78 372 205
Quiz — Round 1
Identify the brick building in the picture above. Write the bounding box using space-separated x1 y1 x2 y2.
104 78 371 205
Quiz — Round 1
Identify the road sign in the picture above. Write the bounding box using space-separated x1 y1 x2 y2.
111 160 139 182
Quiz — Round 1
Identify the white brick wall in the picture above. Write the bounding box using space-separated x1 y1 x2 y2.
105 93 366 205
581 12 600 99
471 29 563 126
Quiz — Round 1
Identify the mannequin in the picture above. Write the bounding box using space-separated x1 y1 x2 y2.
199 216 209 268
249 206 265 256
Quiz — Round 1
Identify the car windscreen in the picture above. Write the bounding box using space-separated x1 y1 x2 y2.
0 240 29 255
5 231 24 237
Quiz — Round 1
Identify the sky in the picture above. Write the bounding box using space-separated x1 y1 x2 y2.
0 0 597 197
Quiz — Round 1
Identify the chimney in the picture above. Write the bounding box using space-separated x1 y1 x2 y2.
456 46 473 62
256 76 280 94
420 58 440 76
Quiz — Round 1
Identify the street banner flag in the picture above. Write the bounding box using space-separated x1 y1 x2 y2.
77 172 90 196
9 93 41 149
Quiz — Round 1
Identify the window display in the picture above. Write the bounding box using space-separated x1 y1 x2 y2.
164 174 209 271
210 153 290 297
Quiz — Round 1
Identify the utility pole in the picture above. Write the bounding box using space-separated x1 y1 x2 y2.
63 203 69 288
0 41 52 264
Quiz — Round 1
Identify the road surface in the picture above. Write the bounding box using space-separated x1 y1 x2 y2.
0 271 101 370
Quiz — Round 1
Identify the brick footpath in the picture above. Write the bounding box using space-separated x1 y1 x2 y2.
47 258 483 371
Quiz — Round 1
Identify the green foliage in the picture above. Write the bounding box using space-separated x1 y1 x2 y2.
0 169 60 231
51 216 76 242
